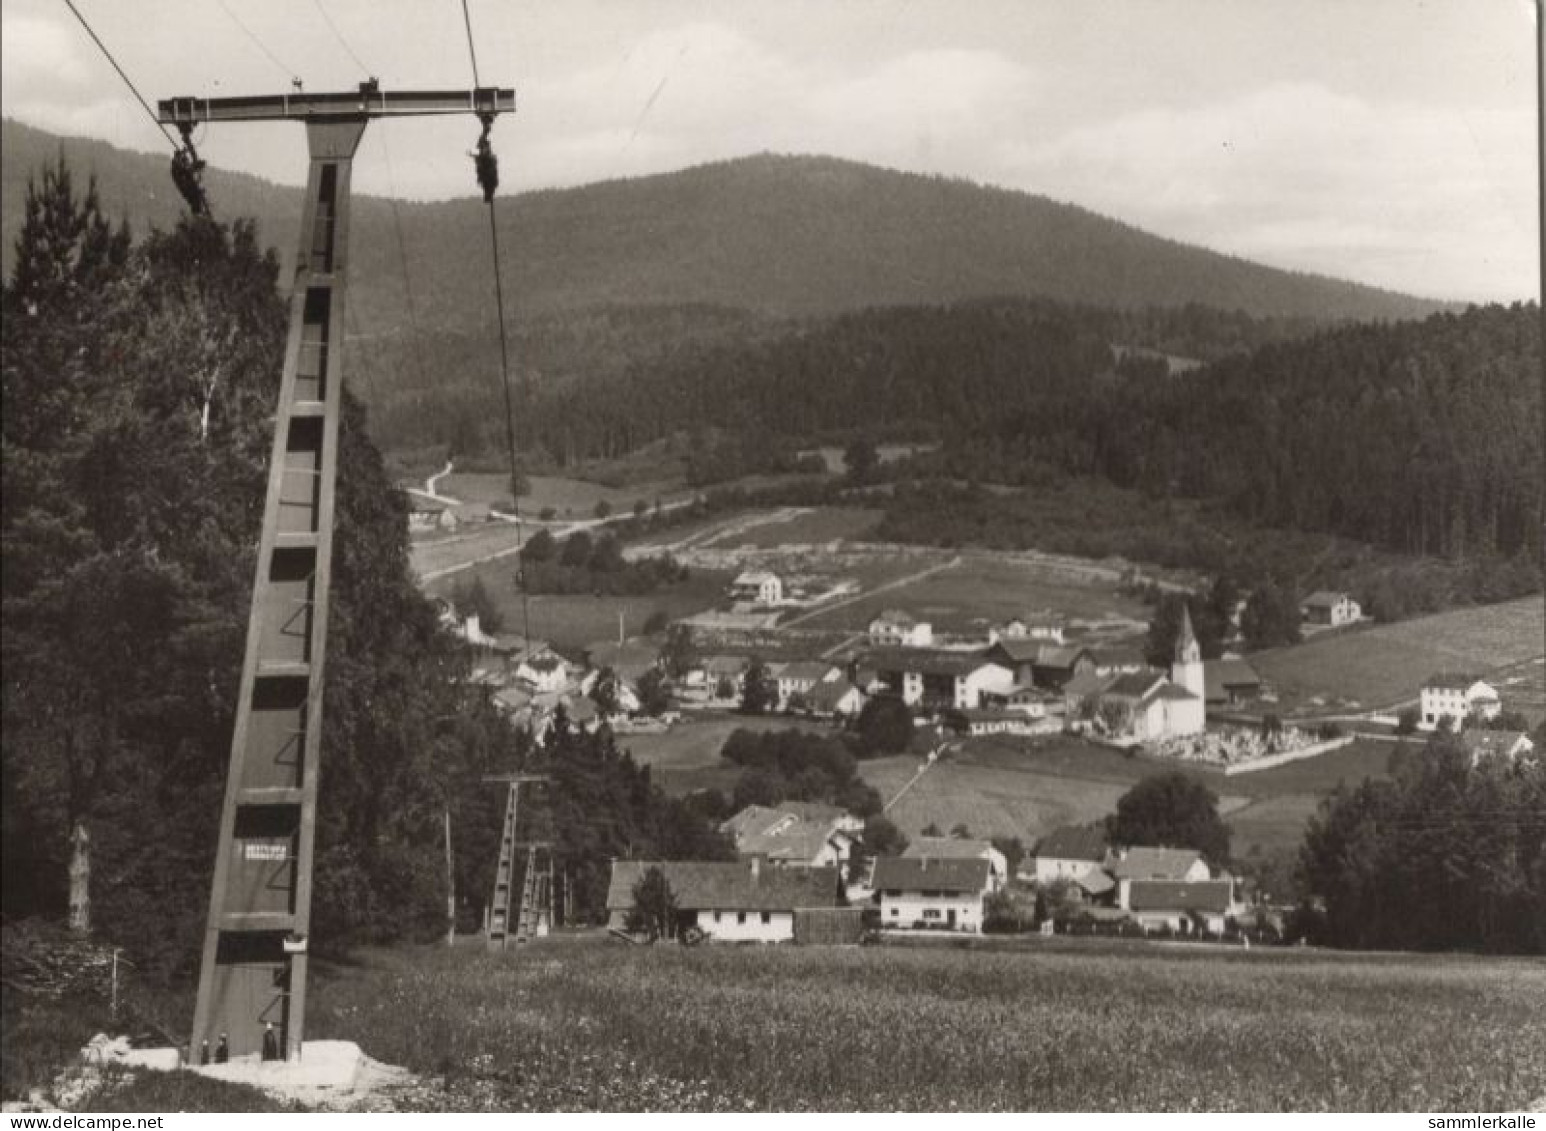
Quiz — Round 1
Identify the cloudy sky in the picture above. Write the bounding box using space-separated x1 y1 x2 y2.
1 0 1537 302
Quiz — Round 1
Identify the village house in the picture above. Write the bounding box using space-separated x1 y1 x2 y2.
720 802 862 870
515 654 571 695
1091 647 1147 677
805 676 864 719
1119 879 1242 935
1110 846 1211 883
605 859 839 943
1420 673 1502 730
945 707 1035 737
868 609 934 647
728 570 783 606
702 654 749 699
902 837 1009 891
1030 826 1111 884
1002 683 1056 718
873 855 994 932
1300 590 1361 627
775 660 843 710
1202 657 1263 707
1457 729 1536 766
865 649 1014 710
404 490 456 533
1062 669 1120 718
976 641 1097 691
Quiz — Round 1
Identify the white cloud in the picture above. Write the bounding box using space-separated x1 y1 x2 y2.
1003 83 1535 300
0 13 93 91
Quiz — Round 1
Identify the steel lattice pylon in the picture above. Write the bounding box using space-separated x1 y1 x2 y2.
164 83 514 1062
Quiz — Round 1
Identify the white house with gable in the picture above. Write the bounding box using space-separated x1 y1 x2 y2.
1420 673 1501 730
729 570 782 606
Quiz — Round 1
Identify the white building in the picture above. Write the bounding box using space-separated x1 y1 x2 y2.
1119 879 1242 935
873 856 994 932
1031 826 1111 884
1420 673 1501 730
774 661 843 710
866 649 1014 710
720 802 861 870
729 570 783 606
515 654 570 694
1095 608 1205 742
1301 590 1361 627
605 859 838 943
1110 846 1211 884
868 609 934 647
903 837 1008 891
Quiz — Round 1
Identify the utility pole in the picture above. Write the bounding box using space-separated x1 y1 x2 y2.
444 808 456 947
168 82 515 1063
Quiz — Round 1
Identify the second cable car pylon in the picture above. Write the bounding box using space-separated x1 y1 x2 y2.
164 80 514 1063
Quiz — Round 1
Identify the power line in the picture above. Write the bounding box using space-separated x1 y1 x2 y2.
485 204 534 647
311 0 372 77
459 0 482 87
458 0 532 646
58 0 179 150
214 0 301 86
375 128 435 420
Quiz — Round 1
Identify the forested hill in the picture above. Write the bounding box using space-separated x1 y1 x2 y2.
913 301 1542 569
2 119 1452 325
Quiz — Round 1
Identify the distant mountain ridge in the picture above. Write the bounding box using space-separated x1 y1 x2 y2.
2 118 1453 327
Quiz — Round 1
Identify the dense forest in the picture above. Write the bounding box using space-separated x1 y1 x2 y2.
0 161 723 981
1299 733 1546 954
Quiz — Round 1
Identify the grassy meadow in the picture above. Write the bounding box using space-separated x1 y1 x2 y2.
848 735 1404 856
801 552 1150 634
1252 595 1544 715
701 506 885 548
303 937 1546 1111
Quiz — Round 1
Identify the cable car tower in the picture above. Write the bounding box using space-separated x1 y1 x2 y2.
161 80 514 1063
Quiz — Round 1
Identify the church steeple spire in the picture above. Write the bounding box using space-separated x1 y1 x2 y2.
1175 601 1199 664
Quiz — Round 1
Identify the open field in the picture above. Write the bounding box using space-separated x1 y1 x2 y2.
620 715 834 774
304 938 1546 1111
867 735 1401 853
1252 595 1545 716
800 551 1150 635
424 563 733 653
703 506 884 548
642 723 1404 858
438 472 688 516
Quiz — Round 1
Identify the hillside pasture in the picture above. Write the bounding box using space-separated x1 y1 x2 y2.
1252 595 1544 715
859 735 1400 854
307 939 1546 1111
438 472 687 516
702 506 884 548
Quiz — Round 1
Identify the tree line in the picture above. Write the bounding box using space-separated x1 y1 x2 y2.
0 160 729 981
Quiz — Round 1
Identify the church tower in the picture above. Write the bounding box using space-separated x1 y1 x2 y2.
1172 602 1205 703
